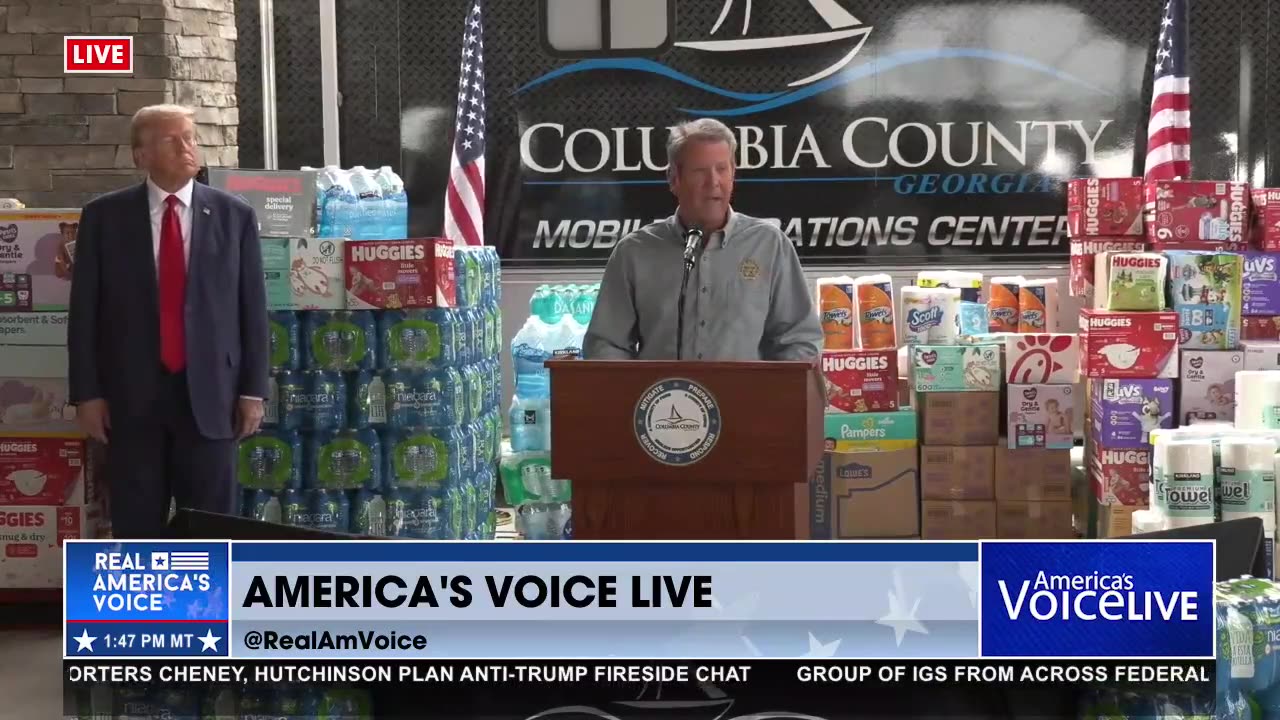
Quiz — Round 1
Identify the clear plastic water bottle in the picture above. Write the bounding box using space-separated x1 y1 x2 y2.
570 284 594 326
511 315 552 388
322 166 355 239
375 166 409 239
529 285 547 319
508 377 550 452
347 166 384 240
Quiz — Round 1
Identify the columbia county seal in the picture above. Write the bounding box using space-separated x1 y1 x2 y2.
633 378 722 465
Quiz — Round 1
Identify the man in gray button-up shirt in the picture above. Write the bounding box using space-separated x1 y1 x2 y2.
583 119 823 362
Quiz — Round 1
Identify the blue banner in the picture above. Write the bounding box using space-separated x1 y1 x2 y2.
979 541 1215 658
64 541 231 658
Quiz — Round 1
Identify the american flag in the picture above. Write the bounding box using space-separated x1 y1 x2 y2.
443 0 486 246
1144 0 1191 181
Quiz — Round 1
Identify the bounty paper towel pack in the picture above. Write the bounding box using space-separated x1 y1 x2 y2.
987 276 1022 333
1179 350 1244 424
1166 250 1243 350
1236 371 1280 430
853 274 895 349
1018 279 1058 332
1095 252 1167 311
901 286 959 345
816 276 856 350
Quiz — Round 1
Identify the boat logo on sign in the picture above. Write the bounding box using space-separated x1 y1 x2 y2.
634 378 721 465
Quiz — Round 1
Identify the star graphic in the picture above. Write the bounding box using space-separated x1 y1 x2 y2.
957 562 980 609
801 632 841 658
74 628 97 652
876 568 928 647
198 629 221 652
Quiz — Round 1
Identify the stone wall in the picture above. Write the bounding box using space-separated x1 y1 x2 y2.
0 0 239 208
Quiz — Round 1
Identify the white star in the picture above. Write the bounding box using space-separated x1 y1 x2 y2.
74 628 97 652
464 47 474 58
467 110 477 121
472 80 481 92
464 125 474 135
462 139 473 150
801 632 841 658
471 18 480 28
957 562 980 609
1162 15 1173 26
469 96 479 106
477 131 485 141
198 629 221 652
875 568 928 647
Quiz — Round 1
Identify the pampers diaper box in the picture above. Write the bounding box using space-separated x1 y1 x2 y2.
0 209 80 312
810 411 918 538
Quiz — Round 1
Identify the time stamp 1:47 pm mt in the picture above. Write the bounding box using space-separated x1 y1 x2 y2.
70 629 222 654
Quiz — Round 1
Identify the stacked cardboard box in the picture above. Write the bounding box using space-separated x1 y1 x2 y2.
813 411 919 539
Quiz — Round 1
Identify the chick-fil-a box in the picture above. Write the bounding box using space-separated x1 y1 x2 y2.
1078 309 1179 378
344 238 456 309
1004 333 1080 384
1145 180 1250 250
820 349 898 413
1067 177 1144 237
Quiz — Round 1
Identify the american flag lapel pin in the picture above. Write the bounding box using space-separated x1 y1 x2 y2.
202 207 211 216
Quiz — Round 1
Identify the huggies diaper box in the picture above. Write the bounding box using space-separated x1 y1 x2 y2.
1078 309 1179 378
0 505 90 588
1069 237 1147 303
0 346 76 434
0 436 85 506
1066 178 1144 237
1090 443 1152 506
1145 180 1250 250
345 239 456 310
820 350 898 413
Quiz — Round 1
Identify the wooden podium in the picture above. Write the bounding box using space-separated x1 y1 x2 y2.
546 360 824 539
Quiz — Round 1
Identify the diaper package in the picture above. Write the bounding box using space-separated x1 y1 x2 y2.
1095 252 1167 311
1167 250 1244 350
911 344 1001 392
1089 379 1174 448
1007 384 1075 450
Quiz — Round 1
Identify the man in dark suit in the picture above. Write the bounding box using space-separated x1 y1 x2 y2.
68 104 270 538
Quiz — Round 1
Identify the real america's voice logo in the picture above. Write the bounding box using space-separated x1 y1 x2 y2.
979 541 1215 658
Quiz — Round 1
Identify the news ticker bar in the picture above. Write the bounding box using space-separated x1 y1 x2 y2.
65 540 1216 660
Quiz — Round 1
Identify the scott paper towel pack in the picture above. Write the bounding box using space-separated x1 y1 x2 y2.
901 286 959 345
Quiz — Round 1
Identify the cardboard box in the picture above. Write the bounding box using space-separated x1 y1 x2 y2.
1243 316 1280 341
0 209 80 312
910 344 1001 392
345 238 456 309
208 168 317 239
1243 252 1280 316
823 410 916 453
810 449 919 538
1252 188 1280 252
1008 384 1075 450
996 500 1074 539
1078 309 1179 378
260 237 292 310
1145 180 1250 250
1180 350 1243 423
1066 178 1144 237
1095 501 1141 538
920 446 994 500
0 436 85 505
1244 342 1280 371
1166 251 1243 350
0 345 66 378
920 500 996 540
291 237 346 310
1090 442 1152 506
821 349 898 413
1089 379 1173 448
1004 334 1079 384
0 505 89 588
1069 238 1147 303
994 445 1071 501
919 392 999 446
0 312 67 345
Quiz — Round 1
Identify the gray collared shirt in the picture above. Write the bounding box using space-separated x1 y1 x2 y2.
583 210 822 361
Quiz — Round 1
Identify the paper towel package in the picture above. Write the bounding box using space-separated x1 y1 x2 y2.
1244 342 1280 371
0 313 67 345
1252 188 1280 252
1067 177 1145 237
0 436 84 506
911 344 1001 392
1008 384 1075 450
1090 444 1152 506
1243 252 1280 316
916 270 982 302
919 446 995 500
820 350 898 413
1217 436 1278 521
853 274 896 349
1096 252 1168 311
1154 438 1217 528
987 276 1022 333
1069 238 1148 302
0 209 80 312
1078 309 1179 378
1004 334 1079 384
1145 179 1250 250
1244 316 1280 341
1018 279 1058 332
901 286 960 345
1090 378 1174 447
1235 371 1280 430
817 276 857 350
1180 350 1243 424
1166 250 1243 350
0 505 90 589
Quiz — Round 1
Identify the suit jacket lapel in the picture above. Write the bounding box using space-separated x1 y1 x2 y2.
188 182 207 283
133 183 159 318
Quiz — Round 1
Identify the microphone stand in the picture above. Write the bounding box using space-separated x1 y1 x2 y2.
676 228 703 361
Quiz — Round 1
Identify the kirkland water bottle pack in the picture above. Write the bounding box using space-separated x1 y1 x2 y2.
242 243 503 539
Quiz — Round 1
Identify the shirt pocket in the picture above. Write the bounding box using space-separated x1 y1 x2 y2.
727 269 771 332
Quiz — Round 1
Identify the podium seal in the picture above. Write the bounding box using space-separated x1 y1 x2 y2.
633 378 722 465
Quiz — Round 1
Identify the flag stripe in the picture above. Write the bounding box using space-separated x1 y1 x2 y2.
441 0 487 247
1144 0 1190 182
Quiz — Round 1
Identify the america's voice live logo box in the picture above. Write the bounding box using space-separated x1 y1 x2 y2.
63 36 133 74
979 541 1215 658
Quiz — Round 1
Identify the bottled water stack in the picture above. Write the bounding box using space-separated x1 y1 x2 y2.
502 282 598 539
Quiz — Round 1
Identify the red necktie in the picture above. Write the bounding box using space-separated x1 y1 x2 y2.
158 194 186 372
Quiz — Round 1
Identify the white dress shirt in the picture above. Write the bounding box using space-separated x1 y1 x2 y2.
146 176 260 404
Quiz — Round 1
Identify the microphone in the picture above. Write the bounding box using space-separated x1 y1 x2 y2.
676 226 703 361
